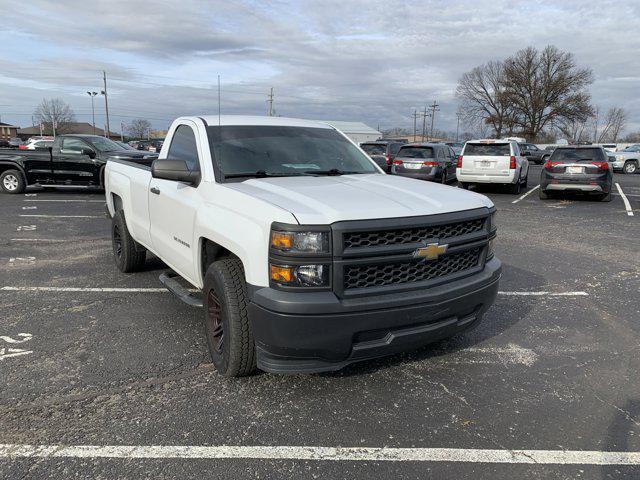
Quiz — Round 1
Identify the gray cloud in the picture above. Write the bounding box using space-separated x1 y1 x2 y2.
1 0 639 135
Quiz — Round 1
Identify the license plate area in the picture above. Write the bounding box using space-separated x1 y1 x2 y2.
404 163 422 170
566 166 584 174
476 160 493 168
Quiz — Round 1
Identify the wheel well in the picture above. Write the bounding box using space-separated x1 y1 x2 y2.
0 164 26 179
201 238 236 279
111 193 123 212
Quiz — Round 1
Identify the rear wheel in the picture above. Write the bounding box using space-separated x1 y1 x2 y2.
112 210 146 272
510 180 522 195
458 182 469 190
600 192 612 202
203 258 256 377
623 161 637 174
440 170 447 184
0 169 26 194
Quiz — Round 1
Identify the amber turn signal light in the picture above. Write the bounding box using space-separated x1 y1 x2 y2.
270 264 293 283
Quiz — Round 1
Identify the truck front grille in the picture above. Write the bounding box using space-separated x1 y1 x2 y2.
343 218 485 249
343 247 482 290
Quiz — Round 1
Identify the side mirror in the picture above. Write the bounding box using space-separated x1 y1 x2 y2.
81 147 96 158
152 158 200 185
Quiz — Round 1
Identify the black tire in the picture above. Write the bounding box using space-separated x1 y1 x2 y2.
623 161 638 174
0 169 26 194
458 182 469 190
203 258 256 377
600 192 612 202
111 210 146 273
440 170 447 184
522 175 528 189
510 180 521 195
539 188 549 200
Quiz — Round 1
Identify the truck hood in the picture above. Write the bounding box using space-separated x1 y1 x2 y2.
225 174 493 224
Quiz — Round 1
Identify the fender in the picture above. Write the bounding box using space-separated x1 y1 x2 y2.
0 161 27 182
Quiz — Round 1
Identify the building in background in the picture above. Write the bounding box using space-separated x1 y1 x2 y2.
17 122 119 140
322 121 381 144
0 122 19 140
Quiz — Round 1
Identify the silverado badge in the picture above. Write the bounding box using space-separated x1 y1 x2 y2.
413 243 448 261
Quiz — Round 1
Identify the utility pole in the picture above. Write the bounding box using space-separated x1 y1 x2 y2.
421 106 428 142
456 112 461 141
120 121 125 142
593 106 599 143
412 109 420 141
101 71 110 138
87 91 98 135
267 87 274 116
429 100 440 141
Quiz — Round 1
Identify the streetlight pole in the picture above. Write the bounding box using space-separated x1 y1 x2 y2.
86 91 98 135
101 71 110 138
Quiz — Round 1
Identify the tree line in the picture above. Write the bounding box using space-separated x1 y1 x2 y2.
456 45 633 143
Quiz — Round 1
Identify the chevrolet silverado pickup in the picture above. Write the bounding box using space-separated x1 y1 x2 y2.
105 116 501 376
0 134 157 193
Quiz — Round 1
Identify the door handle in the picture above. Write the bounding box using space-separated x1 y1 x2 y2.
150 187 160 195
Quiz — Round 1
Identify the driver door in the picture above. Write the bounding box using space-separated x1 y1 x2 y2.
54 137 100 184
148 122 202 282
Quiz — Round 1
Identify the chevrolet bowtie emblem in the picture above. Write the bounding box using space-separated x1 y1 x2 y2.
413 242 448 260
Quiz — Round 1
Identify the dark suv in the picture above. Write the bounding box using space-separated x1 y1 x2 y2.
391 143 457 183
360 140 405 172
539 146 612 201
518 143 544 164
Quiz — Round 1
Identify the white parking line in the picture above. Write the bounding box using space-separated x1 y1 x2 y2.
0 443 638 465
18 215 103 218
24 199 105 203
0 286 589 296
511 185 540 204
498 291 588 296
615 183 634 216
10 239 66 243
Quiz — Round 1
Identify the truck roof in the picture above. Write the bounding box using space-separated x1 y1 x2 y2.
190 115 335 129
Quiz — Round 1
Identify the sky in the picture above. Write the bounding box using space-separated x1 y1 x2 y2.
0 0 638 136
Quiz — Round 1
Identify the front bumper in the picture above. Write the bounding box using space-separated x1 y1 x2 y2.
248 257 502 373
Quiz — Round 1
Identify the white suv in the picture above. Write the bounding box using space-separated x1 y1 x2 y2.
456 139 529 194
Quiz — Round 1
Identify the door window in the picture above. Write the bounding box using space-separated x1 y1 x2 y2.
168 125 200 171
61 138 89 154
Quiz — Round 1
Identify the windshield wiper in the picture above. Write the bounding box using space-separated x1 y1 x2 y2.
223 170 315 179
304 168 364 176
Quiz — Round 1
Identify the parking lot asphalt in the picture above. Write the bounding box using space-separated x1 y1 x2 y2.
0 166 639 479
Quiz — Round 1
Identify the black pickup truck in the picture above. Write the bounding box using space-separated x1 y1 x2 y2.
0 134 157 194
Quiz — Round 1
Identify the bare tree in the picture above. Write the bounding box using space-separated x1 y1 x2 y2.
596 107 627 142
126 119 152 139
33 98 75 135
503 46 594 141
456 61 515 138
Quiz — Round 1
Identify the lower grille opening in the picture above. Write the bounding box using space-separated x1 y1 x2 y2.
344 248 482 290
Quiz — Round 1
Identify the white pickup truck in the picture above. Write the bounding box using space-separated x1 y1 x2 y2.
105 116 501 376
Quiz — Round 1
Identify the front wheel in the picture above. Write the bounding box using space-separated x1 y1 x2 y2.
0 169 26 194
112 210 146 272
623 162 638 174
203 258 256 377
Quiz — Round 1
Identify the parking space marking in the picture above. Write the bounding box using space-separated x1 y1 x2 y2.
8 257 36 266
24 199 105 203
21 206 37 210
498 291 588 296
18 214 103 218
24 193 37 197
0 333 32 344
0 286 589 297
511 185 540 204
16 226 36 231
0 443 638 465
615 183 634 216
9 239 65 243
0 348 33 360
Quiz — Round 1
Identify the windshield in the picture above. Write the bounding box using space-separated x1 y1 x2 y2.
463 143 511 156
550 148 606 163
87 137 127 152
206 126 379 179
397 146 435 159
360 143 387 156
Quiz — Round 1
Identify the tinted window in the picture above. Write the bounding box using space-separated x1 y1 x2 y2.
463 143 511 156
88 136 127 152
550 148 606 163
361 143 386 156
390 143 403 154
168 125 200 171
397 147 435 159
62 137 90 153
207 126 378 178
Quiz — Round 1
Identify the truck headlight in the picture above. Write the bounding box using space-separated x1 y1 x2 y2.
270 263 330 287
618 156 625 161
487 238 496 260
270 230 330 254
